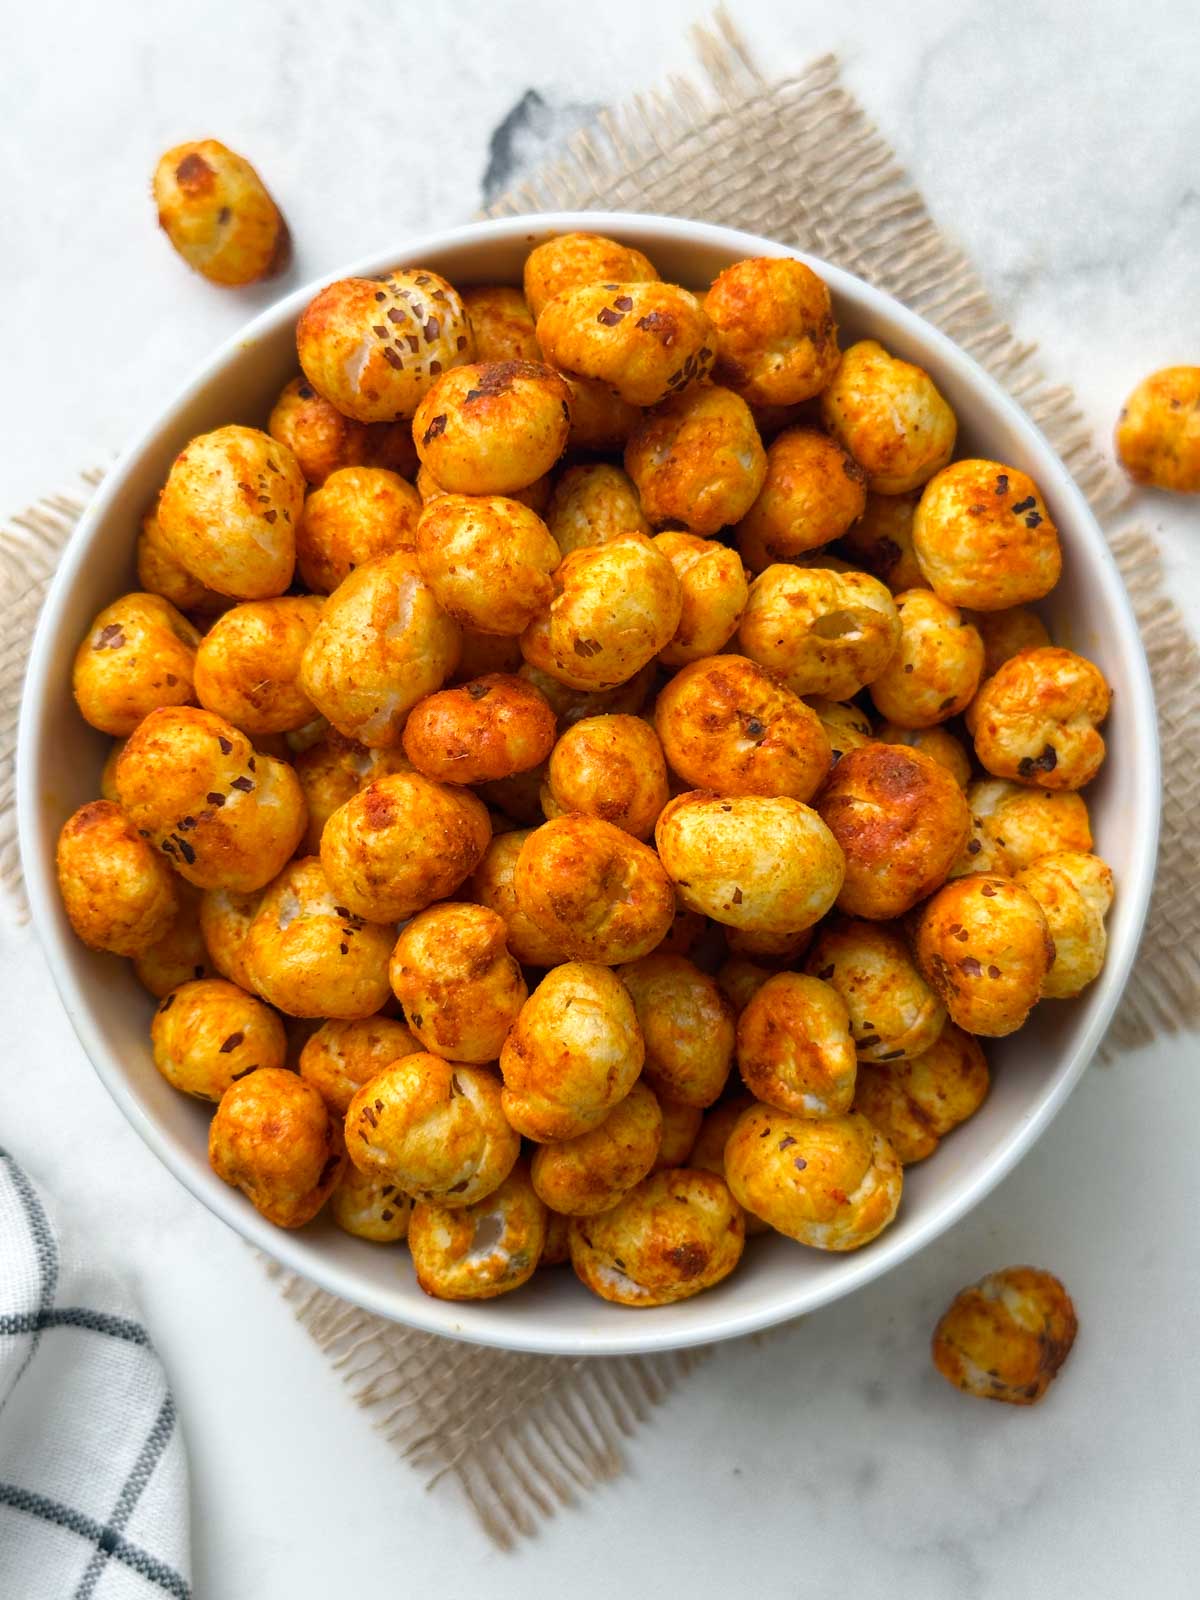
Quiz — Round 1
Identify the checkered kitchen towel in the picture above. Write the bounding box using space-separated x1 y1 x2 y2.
0 1149 191 1599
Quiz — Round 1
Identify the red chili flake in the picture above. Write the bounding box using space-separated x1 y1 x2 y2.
613 295 634 312
361 1105 378 1128
373 324 389 338
423 317 441 343
230 776 254 793
758 1126 771 1138
429 359 442 376
266 458 280 473
903 662 915 674
980 882 997 897
1011 496 1036 515
954 928 969 941
1024 511 1043 528
572 637 602 657
381 1209 394 1222
880 1049 906 1061
423 414 448 444
987 964 1002 979
339 942 349 955
967 838 982 854
961 957 983 977
217 736 233 754
247 757 256 771
858 1034 881 1050
166 674 178 686
93 623 125 650
374 291 387 303
218 1031 245 1053
778 1135 797 1151
596 307 625 327
447 1179 469 1194
382 348 404 370
731 887 743 904
263 509 277 524
466 682 490 699
206 792 225 807
793 1157 808 1172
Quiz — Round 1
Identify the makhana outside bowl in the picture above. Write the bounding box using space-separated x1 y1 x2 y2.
17 212 1159 1356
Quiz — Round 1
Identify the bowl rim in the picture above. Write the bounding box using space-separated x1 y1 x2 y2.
18 210 1160 1355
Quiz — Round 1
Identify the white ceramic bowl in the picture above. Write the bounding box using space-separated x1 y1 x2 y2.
18 212 1158 1356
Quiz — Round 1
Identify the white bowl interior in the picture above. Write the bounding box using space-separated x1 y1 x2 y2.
18 214 1158 1355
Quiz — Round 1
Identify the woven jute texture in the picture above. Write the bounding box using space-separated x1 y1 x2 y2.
3 9 1197 1552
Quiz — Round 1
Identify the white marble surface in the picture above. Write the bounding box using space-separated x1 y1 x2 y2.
3 0 1200 1594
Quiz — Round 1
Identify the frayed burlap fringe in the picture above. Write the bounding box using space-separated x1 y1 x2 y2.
264 1259 706 1551
2 6 1197 1553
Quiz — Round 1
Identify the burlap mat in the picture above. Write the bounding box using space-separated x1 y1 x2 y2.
3 9 1197 1552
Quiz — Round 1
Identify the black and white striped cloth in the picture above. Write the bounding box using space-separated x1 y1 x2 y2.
0 1149 191 1598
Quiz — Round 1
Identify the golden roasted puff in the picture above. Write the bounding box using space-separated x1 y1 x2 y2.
689 1095 770 1235
914 874 1054 1036
465 829 572 967
569 1169 744 1306
805 917 946 1061
520 533 682 692
653 532 749 666
531 1081 663 1215
402 674 556 785
295 467 421 593
330 1164 413 1243
390 902 527 1063
932 1266 1078 1404
157 425 303 599
544 714 669 840
299 552 461 746
545 463 650 555
967 646 1110 791
704 257 839 406
241 856 394 1019
820 340 957 494
536 281 715 408
654 654 831 803
655 791 844 934
852 1023 988 1164
151 977 286 1101
73 592 200 736
198 886 261 989
952 779 1093 878
409 1162 547 1300
1015 850 1113 999
299 1015 422 1115
416 460 552 514
624 385 767 536
293 731 411 854
115 707 306 892
913 460 1062 610
268 377 370 486
724 1104 902 1250
346 1053 518 1205
414 495 561 635
209 1067 343 1228
803 697 875 765
133 884 213 996
517 660 656 730
523 231 659 320
452 629 524 682
738 565 901 701
716 957 774 1017
734 427 866 571
461 284 541 363
816 743 970 919
1115 366 1200 492
561 374 643 453
413 360 571 495
498 962 644 1141
874 723 971 790
320 769 491 923
540 1207 572 1266
137 503 225 616
837 491 926 593
969 605 1052 678
193 596 323 735
56 799 179 956
867 590 984 729
652 1096 704 1171
153 140 287 285
617 954 735 1108
297 269 474 424
736 973 857 1118
513 814 675 965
